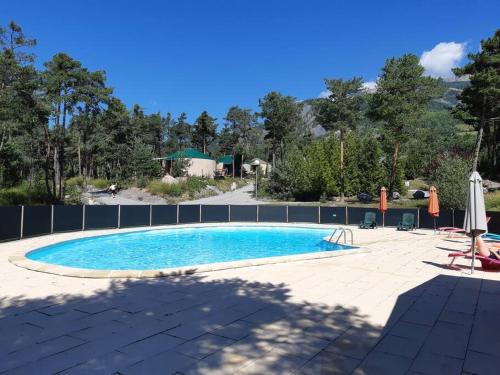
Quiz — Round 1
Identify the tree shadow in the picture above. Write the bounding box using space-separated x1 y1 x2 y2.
1 273 499 374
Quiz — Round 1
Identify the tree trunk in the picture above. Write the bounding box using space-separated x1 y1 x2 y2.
472 97 487 172
77 133 82 177
493 119 498 176
53 144 58 197
240 151 244 179
340 138 345 202
389 142 400 196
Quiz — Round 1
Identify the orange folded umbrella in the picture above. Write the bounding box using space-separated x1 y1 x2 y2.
428 186 439 218
379 187 388 214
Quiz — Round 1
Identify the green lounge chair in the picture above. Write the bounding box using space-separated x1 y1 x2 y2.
359 212 377 229
398 213 416 231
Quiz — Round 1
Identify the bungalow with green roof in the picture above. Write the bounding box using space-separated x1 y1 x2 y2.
158 148 217 178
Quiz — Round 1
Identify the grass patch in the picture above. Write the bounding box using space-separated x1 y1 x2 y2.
207 178 248 192
147 177 209 200
486 191 500 211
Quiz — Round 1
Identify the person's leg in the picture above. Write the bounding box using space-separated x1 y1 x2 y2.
475 237 491 257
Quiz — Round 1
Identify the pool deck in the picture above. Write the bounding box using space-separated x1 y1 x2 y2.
1 225 500 374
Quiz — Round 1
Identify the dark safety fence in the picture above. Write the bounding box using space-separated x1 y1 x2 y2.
1 204 500 242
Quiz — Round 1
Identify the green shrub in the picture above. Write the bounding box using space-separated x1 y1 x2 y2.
147 177 208 198
65 177 85 204
0 182 52 205
88 178 109 189
184 176 207 194
171 159 190 177
432 157 471 210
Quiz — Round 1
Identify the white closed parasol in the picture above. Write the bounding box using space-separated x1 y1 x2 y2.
463 171 488 273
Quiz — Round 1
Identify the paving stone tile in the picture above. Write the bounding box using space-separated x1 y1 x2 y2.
167 322 217 340
73 301 114 314
222 335 275 360
176 333 235 360
75 308 131 325
120 350 197 375
299 352 360 375
374 334 423 359
59 350 142 374
119 333 184 357
211 320 257 340
469 312 500 356
71 319 127 341
388 321 431 341
324 328 381 360
241 306 288 324
0 335 86 373
0 322 44 353
411 351 464 375
439 310 474 327
239 350 307 374
420 321 471 359
353 351 412 375
268 336 331 360
463 350 500 375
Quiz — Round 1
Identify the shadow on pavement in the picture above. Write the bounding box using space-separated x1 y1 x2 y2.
0 273 499 374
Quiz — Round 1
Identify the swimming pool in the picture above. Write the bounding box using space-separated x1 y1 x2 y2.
26 226 351 271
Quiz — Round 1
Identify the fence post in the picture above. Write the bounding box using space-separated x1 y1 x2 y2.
228 204 231 222
82 205 86 230
118 205 121 229
452 209 455 228
256 205 259 222
20 205 24 239
345 206 348 225
417 208 420 229
318 206 321 224
51 205 54 233
199 205 202 223
286 206 289 223
149 204 153 226
176 205 179 224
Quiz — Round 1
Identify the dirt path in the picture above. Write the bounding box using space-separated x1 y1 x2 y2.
88 184 257 205
180 183 257 205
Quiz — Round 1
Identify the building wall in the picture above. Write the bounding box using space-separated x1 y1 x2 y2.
186 158 216 177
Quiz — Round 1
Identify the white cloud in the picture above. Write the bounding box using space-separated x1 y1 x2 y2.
318 81 376 98
362 81 377 92
420 42 466 78
318 90 331 98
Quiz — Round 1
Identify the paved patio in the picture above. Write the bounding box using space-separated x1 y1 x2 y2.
0 226 499 374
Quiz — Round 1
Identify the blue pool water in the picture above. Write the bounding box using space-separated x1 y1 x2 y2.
27 226 350 270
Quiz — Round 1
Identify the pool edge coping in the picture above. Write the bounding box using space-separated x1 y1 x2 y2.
8 222 370 279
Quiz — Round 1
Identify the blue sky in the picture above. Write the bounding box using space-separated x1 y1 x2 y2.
3 0 499 123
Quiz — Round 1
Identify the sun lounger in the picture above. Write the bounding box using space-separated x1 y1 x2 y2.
438 217 491 236
397 213 416 231
359 212 377 229
448 252 500 270
483 233 500 241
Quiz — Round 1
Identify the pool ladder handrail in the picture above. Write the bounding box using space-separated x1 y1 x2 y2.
328 227 353 245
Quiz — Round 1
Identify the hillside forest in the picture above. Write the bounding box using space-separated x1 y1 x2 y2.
1 22 499 209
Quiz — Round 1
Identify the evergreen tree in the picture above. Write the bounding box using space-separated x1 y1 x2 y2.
368 54 440 195
192 110 217 153
314 77 364 200
259 92 302 167
453 29 500 177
